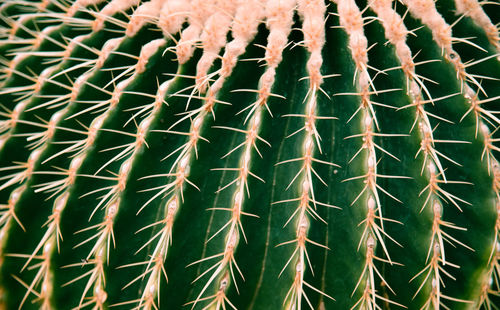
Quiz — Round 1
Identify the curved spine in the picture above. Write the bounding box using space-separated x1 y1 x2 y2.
403 1 499 307
454 0 500 55
333 0 409 308
273 1 340 309
2 32 123 307
182 1 267 308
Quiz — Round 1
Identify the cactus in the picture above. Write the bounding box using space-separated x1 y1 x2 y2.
0 0 499 309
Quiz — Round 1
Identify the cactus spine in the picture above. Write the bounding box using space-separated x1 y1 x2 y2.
0 0 499 309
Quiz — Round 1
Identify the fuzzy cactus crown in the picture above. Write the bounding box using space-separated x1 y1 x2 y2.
0 0 499 309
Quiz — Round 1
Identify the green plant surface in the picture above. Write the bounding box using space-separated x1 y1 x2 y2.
0 0 499 309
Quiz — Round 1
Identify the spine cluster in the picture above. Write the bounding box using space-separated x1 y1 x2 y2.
0 0 498 309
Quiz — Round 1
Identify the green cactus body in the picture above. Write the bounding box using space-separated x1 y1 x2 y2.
0 0 499 309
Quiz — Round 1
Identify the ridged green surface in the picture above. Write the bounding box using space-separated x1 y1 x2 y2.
0 0 499 309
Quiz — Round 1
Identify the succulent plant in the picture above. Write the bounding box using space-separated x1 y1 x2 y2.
0 0 499 309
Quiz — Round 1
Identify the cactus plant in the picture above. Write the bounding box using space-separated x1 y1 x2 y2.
0 0 499 309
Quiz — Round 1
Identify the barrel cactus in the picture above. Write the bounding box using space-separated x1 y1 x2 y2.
0 0 499 309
